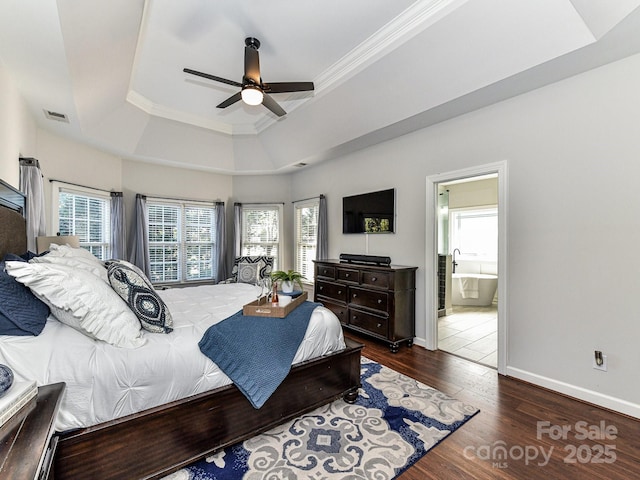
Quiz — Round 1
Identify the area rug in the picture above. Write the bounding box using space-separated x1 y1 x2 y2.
163 357 479 480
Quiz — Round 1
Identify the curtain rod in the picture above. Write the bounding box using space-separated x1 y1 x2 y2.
49 178 117 194
292 194 323 204
145 194 223 205
234 202 285 206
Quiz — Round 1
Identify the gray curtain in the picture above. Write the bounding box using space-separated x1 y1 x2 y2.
110 192 125 260
317 194 328 260
19 158 46 252
233 202 242 258
215 202 227 281
129 194 150 277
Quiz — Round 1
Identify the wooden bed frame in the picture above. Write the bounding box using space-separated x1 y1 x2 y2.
0 180 363 480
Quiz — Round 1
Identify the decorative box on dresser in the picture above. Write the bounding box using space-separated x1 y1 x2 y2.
314 259 417 353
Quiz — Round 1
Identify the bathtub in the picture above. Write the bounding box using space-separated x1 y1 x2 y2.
451 273 498 306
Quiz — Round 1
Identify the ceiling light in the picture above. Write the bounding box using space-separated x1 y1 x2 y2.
241 86 263 106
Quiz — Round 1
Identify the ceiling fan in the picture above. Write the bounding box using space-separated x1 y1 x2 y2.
183 37 314 117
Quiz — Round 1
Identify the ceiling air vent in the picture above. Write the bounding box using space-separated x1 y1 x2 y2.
43 109 69 123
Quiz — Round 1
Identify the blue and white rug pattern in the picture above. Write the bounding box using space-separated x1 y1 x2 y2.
164 358 479 480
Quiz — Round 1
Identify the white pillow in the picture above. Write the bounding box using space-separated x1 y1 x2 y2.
5 261 146 349
30 254 109 283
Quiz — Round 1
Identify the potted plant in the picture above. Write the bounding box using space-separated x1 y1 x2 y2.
271 269 305 293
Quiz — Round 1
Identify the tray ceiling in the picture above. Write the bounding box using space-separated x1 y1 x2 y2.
1 0 640 174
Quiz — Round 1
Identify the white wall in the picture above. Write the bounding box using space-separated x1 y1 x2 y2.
36 134 234 253
3 44 640 416
287 52 640 416
0 62 37 187
36 129 123 233
446 177 498 209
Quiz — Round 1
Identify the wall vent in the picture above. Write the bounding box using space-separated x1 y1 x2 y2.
43 109 69 123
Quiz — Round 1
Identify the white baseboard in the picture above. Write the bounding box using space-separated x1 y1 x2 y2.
411 336 639 418
506 366 640 419
413 336 428 349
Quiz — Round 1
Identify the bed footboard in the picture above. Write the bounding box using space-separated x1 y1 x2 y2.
52 338 363 480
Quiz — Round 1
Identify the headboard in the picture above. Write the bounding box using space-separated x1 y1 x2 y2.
0 179 27 259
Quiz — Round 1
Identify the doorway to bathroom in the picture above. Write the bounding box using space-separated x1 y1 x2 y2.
426 162 507 374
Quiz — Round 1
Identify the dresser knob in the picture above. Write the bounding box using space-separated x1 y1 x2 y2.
319 286 323 290
352 293 357 298
378 299 382 304
372 277 377 282
377 323 382 328
338 290 342 295
345 273 350 278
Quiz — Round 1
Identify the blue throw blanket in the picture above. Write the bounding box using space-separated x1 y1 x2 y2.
198 301 322 408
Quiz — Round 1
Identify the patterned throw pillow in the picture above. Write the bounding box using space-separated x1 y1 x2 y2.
231 257 273 282
106 260 173 334
237 262 259 284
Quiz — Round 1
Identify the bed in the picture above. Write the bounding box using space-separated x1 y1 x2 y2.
0 180 362 480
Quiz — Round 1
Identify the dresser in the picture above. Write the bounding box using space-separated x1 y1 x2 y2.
314 259 417 352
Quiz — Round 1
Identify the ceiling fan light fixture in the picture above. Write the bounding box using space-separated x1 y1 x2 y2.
241 85 263 106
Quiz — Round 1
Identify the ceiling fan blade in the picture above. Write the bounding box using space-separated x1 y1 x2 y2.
216 92 242 109
264 82 314 94
244 45 261 84
183 68 242 88
261 93 286 117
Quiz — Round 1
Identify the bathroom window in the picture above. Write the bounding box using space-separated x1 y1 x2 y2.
450 206 498 260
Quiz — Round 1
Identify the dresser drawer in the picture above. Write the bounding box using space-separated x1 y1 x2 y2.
321 300 348 325
349 286 389 312
350 309 388 337
316 264 335 280
362 270 390 289
315 280 348 303
337 267 359 283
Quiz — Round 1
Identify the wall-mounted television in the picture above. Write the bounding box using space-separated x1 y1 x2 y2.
343 188 395 234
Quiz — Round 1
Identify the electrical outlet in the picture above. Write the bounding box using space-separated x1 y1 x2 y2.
593 351 607 371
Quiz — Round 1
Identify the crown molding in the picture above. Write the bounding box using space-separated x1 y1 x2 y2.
129 0 467 136
126 90 258 135
314 0 467 93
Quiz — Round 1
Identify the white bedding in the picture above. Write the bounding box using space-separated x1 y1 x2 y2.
0 283 345 431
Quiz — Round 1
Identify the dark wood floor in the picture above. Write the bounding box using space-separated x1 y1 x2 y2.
345 332 640 480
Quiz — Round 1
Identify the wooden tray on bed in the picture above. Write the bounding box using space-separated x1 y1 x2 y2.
243 291 308 317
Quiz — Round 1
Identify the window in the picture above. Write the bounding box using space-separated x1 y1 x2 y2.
147 200 217 284
449 206 498 260
241 204 282 270
53 183 111 260
294 199 319 283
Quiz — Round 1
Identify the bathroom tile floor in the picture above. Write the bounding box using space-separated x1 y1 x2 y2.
438 305 497 368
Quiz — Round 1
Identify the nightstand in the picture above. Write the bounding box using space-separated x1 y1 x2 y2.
0 382 65 479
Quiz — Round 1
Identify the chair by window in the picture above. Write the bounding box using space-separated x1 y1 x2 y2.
219 256 274 284
36 235 80 254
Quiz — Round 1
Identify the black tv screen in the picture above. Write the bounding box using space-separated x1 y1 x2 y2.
343 188 395 234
